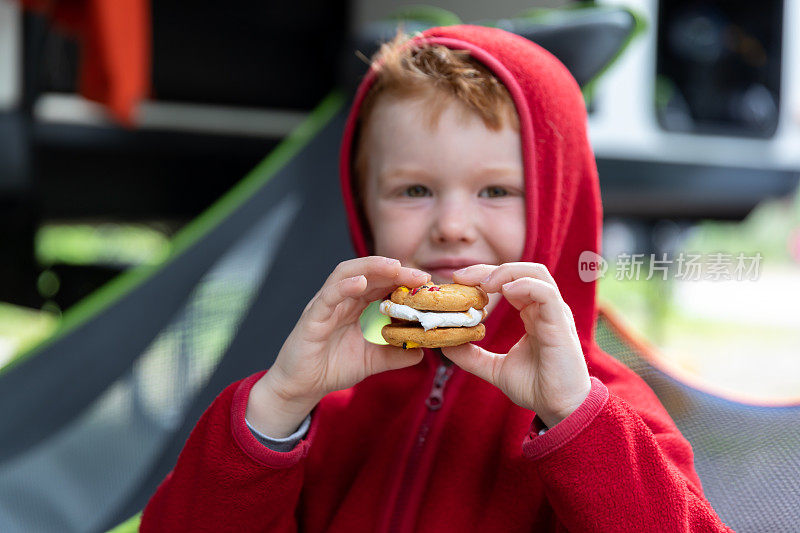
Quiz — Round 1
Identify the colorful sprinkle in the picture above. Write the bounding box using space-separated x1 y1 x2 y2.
411 285 429 295
428 286 440 291
398 286 410 293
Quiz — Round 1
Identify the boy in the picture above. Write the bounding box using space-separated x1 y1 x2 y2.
141 25 731 532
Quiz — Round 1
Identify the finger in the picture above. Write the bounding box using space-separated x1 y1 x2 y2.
329 256 428 286
563 304 578 337
500 277 564 324
360 266 430 302
441 343 503 386
452 264 497 285
305 275 368 324
329 257 430 300
365 342 425 374
327 256 399 283
480 262 561 297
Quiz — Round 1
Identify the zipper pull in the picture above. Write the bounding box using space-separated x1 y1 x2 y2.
425 364 454 411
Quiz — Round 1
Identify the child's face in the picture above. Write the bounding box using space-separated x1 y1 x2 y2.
362 95 526 284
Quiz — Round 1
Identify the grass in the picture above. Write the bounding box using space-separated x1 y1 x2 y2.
0 303 58 369
597 261 800 402
36 223 171 268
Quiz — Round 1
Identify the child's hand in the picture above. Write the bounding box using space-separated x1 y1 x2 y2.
249 257 430 436
444 263 591 429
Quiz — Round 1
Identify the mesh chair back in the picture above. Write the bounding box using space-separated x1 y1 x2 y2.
596 307 800 532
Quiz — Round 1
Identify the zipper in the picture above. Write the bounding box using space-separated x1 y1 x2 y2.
425 364 452 411
387 362 454 532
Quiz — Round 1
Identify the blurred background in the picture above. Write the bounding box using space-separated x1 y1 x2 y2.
2 0 797 400
0 0 799 531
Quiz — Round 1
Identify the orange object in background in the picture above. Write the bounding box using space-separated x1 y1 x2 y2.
21 0 151 126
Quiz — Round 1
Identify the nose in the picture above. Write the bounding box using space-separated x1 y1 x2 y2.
431 196 477 245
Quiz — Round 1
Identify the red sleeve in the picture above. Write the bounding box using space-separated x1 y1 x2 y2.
522 375 734 532
140 370 318 532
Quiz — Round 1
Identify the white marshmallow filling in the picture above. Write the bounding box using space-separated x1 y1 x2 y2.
379 300 483 331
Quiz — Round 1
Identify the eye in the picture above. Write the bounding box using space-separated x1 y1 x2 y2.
404 185 432 198
479 186 509 198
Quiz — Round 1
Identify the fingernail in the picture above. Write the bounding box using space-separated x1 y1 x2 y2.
453 267 467 276
502 281 513 290
412 269 428 278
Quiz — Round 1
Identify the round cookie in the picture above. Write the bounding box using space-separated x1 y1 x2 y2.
382 323 486 349
390 283 488 312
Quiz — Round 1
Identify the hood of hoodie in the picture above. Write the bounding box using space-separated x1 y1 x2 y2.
339 24 603 360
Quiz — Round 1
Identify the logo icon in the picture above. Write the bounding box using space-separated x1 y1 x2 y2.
578 251 607 282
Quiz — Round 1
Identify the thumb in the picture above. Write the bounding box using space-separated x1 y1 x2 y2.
441 344 502 386
366 343 425 374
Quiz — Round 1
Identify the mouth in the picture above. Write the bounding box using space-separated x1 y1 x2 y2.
420 258 486 282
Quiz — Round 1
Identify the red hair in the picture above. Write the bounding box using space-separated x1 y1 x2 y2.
353 29 519 187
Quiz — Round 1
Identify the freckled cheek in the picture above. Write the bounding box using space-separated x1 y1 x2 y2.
371 208 429 262
480 204 527 262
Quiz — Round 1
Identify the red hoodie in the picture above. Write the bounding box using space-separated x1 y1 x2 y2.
141 25 732 532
